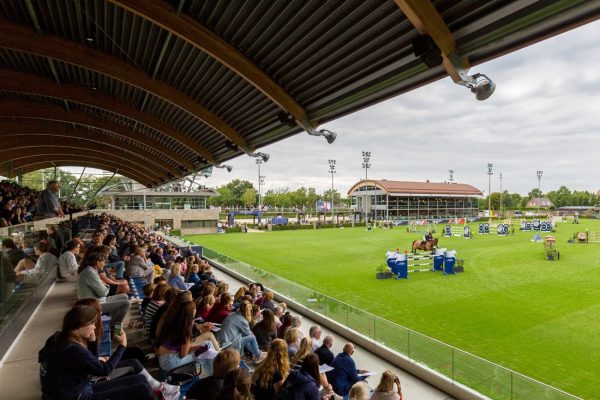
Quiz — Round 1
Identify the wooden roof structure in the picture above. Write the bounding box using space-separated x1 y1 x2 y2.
1 0 599 187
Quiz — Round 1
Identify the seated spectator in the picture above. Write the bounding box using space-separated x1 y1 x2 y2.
349 381 370 400
167 263 189 290
214 368 252 400
77 252 130 331
144 283 169 337
156 299 216 376
260 291 276 311
309 325 323 351
58 240 81 280
186 349 240 400
149 288 180 343
149 246 167 270
326 343 366 398
72 298 180 400
187 263 200 285
196 294 215 321
97 246 130 296
291 337 313 369
284 353 322 400
252 309 277 351
126 246 154 283
140 283 155 313
2 238 25 268
315 335 335 366
284 327 302 359
277 312 292 339
251 339 290 400
102 234 127 279
38 305 159 400
216 301 264 363
371 370 403 400
14 240 57 287
206 293 232 324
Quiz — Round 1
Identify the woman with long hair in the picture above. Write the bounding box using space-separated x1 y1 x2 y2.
214 368 253 400
251 338 290 400
156 300 216 376
252 308 277 351
291 337 313 369
187 349 241 400
168 262 189 290
72 299 180 399
196 294 215 321
217 301 264 363
144 283 169 337
39 305 178 400
206 292 233 323
371 370 403 400
283 353 321 400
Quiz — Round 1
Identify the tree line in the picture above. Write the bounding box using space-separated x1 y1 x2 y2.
481 186 598 210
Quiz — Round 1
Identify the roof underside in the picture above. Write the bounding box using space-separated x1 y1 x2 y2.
1 0 599 187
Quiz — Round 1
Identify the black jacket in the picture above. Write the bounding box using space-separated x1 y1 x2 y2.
315 344 334 366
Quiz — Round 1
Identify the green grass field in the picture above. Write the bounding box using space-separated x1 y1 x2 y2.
186 220 600 399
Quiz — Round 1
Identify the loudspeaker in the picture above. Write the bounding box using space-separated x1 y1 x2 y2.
412 34 443 68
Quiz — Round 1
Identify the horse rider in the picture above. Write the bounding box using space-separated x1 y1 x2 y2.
422 231 433 246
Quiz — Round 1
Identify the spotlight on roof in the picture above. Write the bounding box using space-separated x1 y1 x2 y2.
277 112 296 127
215 164 233 173
307 129 337 144
250 152 269 163
458 73 496 101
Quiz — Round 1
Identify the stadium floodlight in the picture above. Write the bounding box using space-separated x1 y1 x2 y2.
214 164 233 173
249 152 269 163
456 72 496 101
308 129 337 144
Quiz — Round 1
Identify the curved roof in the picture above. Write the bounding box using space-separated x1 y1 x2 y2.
348 179 482 196
1 1 599 187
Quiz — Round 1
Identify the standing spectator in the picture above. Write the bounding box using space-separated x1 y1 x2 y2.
326 343 366 399
34 180 64 220
315 335 335 366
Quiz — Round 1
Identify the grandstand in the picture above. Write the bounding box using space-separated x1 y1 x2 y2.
1 1 599 399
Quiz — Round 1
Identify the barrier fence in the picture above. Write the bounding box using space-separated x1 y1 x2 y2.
202 247 581 400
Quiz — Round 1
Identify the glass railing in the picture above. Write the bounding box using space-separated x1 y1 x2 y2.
201 247 581 400
0 221 59 331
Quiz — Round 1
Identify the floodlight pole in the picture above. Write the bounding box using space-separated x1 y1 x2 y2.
328 159 336 222
256 158 263 210
487 163 493 223
362 151 371 224
499 173 503 219
537 170 543 217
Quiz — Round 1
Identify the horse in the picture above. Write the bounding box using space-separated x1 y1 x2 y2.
412 238 438 253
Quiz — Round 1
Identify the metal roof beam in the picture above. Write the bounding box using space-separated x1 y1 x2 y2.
0 20 251 153
109 0 314 130
0 70 213 165
0 123 177 177
394 0 469 82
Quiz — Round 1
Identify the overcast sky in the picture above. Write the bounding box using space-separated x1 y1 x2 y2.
72 20 600 197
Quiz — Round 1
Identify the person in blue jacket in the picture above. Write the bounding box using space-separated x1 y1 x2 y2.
284 353 322 400
326 343 366 399
38 305 156 400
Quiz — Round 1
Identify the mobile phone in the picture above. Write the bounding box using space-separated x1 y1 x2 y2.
114 322 122 336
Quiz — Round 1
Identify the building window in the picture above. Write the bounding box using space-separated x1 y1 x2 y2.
181 220 217 228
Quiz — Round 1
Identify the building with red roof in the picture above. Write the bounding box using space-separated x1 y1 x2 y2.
347 179 482 221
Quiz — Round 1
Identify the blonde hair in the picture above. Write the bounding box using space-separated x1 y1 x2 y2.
349 381 370 400
284 327 301 347
189 263 199 273
171 263 182 276
234 287 247 301
291 337 313 365
375 370 396 393
251 339 289 389
239 301 253 323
